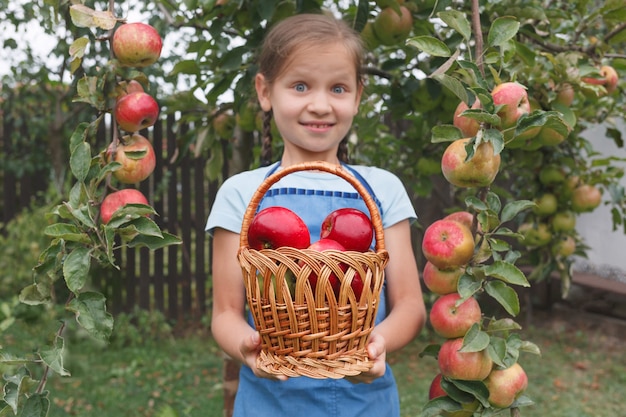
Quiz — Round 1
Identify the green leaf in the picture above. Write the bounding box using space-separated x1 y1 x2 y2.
519 340 542 356
460 324 490 352
66 292 113 342
501 200 535 222
407 36 451 57
431 124 463 143
483 261 530 287
485 280 520 316
63 246 91 294
420 396 466 417
69 36 89 60
438 10 471 40
487 335 508 367
432 73 469 104
486 317 522 333
70 4 118 30
39 336 71 377
457 272 482 299
70 141 91 182
105 204 156 228
128 231 182 250
465 196 488 211
487 16 520 47
447 379 490 407
43 223 91 244
440 377 476 404
16 392 50 417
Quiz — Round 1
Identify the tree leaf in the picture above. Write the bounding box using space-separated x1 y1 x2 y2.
69 141 91 182
488 16 520 47
438 10 472 40
432 73 469 104
501 199 536 222
127 231 182 250
431 124 463 143
483 261 530 287
447 379 491 407
485 280 520 316
39 336 71 377
43 223 91 244
460 324 490 352
407 36 451 57
69 4 117 30
66 292 113 342
63 246 91 294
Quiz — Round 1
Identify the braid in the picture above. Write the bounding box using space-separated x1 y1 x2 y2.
337 135 350 164
260 110 273 166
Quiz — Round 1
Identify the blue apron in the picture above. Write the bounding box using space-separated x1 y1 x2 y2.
234 162 400 417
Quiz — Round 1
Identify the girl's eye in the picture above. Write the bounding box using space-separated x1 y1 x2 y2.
332 86 345 94
294 83 306 92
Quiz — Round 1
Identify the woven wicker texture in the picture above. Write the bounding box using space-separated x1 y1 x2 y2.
237 161 389 379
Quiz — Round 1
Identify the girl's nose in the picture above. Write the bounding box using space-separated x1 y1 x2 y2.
307 91 332 114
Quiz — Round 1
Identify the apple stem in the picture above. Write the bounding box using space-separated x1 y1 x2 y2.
511 407 521 417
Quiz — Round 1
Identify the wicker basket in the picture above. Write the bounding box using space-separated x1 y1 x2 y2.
237 161 389 379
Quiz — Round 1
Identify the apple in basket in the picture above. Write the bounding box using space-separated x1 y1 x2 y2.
247 206 310 250
320 208 374 252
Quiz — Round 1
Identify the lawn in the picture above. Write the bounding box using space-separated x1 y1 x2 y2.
2 305 625 417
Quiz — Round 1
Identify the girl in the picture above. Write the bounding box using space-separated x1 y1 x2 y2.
206 13 426 417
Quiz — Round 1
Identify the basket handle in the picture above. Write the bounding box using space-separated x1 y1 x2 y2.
239 161 386 252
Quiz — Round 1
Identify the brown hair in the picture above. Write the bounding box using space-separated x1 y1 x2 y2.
257 13 365 166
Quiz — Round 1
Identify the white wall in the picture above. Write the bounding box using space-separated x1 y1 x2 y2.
575 120 626 282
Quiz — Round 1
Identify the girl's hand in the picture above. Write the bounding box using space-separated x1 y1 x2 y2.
240 332 288 381
346 333 387 384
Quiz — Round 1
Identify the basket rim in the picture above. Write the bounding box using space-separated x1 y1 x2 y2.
239 161 386 252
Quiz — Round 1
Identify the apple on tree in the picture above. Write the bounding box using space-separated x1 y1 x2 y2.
438 337 493 381
100 188 150 225
491 82 531 129
551 210 576 232
247 206 310 250
422 261 464 295
320 207 374 252
517 222 552 247
429 293 482 339
112 22 163 68
551 234 576 257
441 138 501 188
570 183 602 212
114 90 160 133
453 99 482 138
533 193 558 217
428 373 447 400
372 5 413 46
422 219 475 269
107 133 156 184
484 362 529 408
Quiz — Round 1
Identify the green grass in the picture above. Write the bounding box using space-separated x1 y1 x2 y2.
2 306 625 417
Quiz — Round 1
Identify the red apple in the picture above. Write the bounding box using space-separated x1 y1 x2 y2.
571 184 602 212
100 188 149 225
114 91 160 133
320 208 374 252
247 206 310 250
430 293 482 339
422 261 464 295
491 82 531 129
441 138 501 188
304 238 346 298
484 362 529 408
438 337 493 381
112 22 163 67
428 373 447 400
107 134 156 184
372 6 413 46
422 219 475 269
453 100 481 138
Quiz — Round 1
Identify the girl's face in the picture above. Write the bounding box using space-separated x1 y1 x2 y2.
255 42 363 164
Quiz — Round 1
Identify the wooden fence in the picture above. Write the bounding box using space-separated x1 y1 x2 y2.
1 112 220 322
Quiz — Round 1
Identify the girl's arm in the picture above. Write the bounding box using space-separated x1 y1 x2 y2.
210 227 287 380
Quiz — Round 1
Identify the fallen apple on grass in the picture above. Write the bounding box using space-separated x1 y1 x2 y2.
100 188 150 225
247 206 310 250
107 134 156 184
